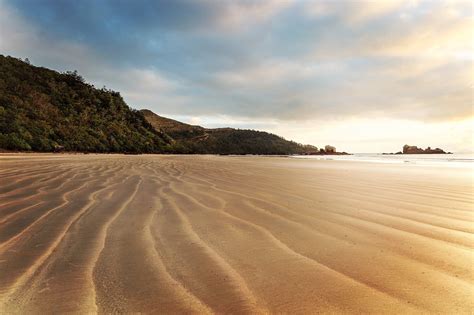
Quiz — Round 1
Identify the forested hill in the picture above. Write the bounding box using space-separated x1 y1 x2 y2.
141 109 317 155
0 55 171 153
0 55 318 155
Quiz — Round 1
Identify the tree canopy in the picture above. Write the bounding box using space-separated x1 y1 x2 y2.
0 55 171 153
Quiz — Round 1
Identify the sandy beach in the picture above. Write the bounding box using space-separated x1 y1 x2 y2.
0 154 472 314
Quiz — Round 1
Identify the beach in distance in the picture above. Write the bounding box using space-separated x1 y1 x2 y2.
0 154 473 314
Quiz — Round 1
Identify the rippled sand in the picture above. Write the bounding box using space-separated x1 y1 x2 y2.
0 154 473 314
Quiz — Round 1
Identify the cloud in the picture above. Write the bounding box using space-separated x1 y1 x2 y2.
0 0 95 70
306 0 410 24
1 0 472 126
214 0 293 30
0 0 200 120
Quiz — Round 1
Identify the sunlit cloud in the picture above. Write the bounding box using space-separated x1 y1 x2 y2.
305 0 411 24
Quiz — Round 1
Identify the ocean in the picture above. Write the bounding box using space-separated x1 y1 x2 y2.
292 153 474 168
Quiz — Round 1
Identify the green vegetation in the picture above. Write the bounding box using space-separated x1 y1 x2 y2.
141 110 318 155
0 55 170 153
0 55 318 154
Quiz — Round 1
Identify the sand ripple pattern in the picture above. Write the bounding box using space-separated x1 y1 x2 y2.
0 154 473 314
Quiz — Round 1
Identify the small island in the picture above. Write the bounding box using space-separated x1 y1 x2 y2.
383 144 452 155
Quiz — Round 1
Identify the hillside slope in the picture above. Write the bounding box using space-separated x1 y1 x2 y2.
0 55 319 155
141 109 317 155
0 55 171 153
140 109 206 141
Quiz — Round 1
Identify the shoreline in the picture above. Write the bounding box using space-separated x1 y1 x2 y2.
2 152 472 168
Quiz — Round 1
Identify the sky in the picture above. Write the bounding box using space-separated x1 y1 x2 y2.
1 0 472 152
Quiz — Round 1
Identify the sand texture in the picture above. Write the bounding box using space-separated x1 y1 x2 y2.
0 154 473 314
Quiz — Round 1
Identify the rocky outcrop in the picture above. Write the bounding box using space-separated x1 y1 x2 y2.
324 145 336 153
302 145 349 155
402 145 450 154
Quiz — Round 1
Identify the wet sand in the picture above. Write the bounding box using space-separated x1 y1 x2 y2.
0 154 473 314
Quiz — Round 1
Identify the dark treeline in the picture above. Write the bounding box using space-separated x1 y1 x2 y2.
171 129 315 155
141 110 318 155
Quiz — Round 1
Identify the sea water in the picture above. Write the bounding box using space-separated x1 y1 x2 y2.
292 153 474 168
